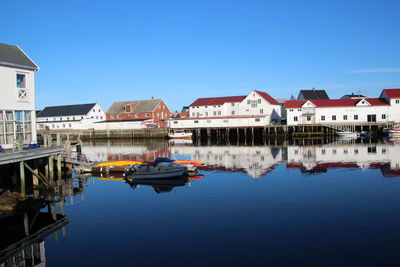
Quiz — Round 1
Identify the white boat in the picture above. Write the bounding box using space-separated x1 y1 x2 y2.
168 130 192 140
337 131 360 138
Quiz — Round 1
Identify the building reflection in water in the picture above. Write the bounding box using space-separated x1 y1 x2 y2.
78 139 400 180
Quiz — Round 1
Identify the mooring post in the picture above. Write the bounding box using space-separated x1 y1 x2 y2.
57 154 62 182
24 212 29 236
49 156 54 185
20 161 25 195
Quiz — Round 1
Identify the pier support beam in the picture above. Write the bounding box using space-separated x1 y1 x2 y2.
20 161 25 195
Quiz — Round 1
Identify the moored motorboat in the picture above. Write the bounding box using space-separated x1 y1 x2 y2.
168 130 192 140
125 158 186 179
91 159 204 174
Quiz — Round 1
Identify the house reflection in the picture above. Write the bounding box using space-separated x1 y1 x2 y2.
171 146 283 179
286 140 400 177
78 139 400 179
79 140 171 163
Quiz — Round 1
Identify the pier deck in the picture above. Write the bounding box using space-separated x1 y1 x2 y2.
0 147 64 166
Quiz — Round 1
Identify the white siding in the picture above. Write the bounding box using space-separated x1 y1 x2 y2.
0 65 37 148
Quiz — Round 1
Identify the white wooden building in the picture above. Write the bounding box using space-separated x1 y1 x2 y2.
285 90 399 125
170 90 281 129
36 103 106 130
0 43 39 148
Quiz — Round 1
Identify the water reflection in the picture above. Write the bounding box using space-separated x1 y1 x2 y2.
126 176 190 193
79 139 400 179
0 175 92 266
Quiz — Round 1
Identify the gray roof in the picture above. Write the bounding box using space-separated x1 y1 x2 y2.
37 103 96 117
0 43 39 71
298 89 329 100
107 99 162 114
341 93 365 99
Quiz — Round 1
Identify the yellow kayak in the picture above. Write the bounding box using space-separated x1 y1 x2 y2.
96 160 143 167
96 159 204 167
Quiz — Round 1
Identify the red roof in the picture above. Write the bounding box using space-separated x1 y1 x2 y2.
190 96 246 107
254 90 280 105
285 98 389 108
382 89 400 98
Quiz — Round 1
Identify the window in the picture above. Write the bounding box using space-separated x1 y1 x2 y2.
218 111 221 115
343 115 347 120
117 115 122 118
111 115 115 119
321 149 326 154
213 111 216 116
255 118 260 122
260 109 263 114
135 114 140 118
368 146 377 154
67 117 69 120
247 100 251 104
367 114 376 122
205 106 207 108
231 103 234 107
62 124 65 128
396 100 400 104
205 112 208 116
307 116 311 121
321 115 325 121
223 120 229 123
298 109 302 111
332 115 336 121
294 116 298 121
231 111 235 115
194 120 199 123
16 74 26 88
354 149 358 154
258 99 261 104
98 109 101 112
354 115 358 120
382 148 386 154
207 120 211 123
192 112 195 117
196 112 200 117
382 114 386 119
332 149 336 155
60 118 62 120
173 121 178 124
289 109 293 112
344 149 348 154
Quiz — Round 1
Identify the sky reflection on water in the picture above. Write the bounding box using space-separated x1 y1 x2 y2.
25 139 400 266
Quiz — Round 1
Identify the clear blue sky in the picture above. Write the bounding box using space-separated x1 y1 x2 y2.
1 0 399 112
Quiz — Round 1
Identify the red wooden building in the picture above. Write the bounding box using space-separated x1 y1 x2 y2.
106 98 171 127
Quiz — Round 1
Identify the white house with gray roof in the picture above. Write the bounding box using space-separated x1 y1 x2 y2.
36 103 106 130
0 43 39 148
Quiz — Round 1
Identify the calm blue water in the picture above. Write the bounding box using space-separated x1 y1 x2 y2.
40 140 400 266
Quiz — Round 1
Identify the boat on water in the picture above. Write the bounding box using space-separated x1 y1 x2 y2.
336 131 360 138
168 130 193 140
125 158 186 179
91 158 204 174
